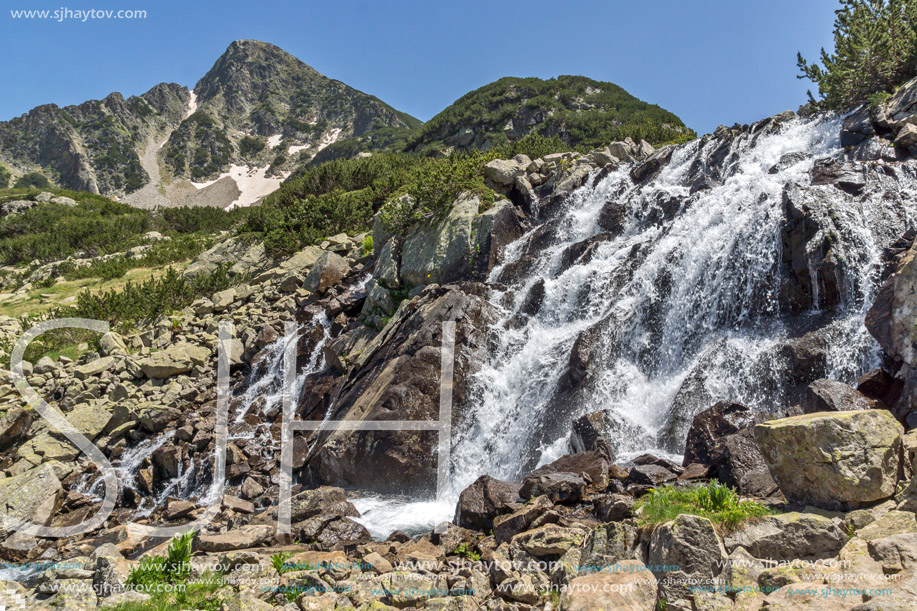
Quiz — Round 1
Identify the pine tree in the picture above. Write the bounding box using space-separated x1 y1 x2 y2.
798 0 917 109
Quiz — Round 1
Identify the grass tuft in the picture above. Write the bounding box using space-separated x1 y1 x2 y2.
637 480 773 529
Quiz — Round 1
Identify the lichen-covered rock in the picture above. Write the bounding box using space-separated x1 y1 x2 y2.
304 251 350 293
560 560 657 611
511 524 586 557
483 156 529 187
0 463 63 536
648 514 727 601
399 192 480 286
724 512 848 560
755 410 903 507
136 342 211 378
195 525 274 552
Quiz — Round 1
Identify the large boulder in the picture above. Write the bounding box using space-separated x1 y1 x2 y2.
570 411 616 459
577 521 640 574
184 237 273 278
399 192 480 286
520 451 609 503
306 284 499 495
755 410 903 507
0 463 64 535
136 342 210 378
723 512 847 561
253 486 359 525
707 427 778 497
73 355 116 380
802 378 879 413
682 401 755 466
453 475 521 531
484 156 529 188
194 525 274 552
303 251 350 293
648 514 727 601
560 560 656 611
869 236 917 363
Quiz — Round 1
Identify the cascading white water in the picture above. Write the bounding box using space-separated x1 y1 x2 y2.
234 316 329 425
439 114 916 500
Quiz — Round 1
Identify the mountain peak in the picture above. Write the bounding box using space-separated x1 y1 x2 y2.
194 39 320 106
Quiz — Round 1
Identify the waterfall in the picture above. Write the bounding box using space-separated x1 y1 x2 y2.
441 114 916 496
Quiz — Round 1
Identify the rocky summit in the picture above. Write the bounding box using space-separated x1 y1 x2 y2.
8 7 917 610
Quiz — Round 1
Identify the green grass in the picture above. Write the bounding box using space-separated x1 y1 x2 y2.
103 572 224 610
270 551 295 576
104 532 224 611
453 543 481 561
637 480 773 529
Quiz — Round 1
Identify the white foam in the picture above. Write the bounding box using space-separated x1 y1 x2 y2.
352 496 455 540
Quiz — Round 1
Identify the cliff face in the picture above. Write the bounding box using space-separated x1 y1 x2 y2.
0 84 189 195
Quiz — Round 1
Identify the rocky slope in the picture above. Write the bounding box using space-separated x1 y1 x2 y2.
0 83 189 195
6 83 917 609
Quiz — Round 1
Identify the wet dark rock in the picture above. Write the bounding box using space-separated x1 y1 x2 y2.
779 331 829 384
596 201 629 234
682 401 755 467
780 183 850 310
526 451 610 493
809 158 866 195
630 146 674 183
625 464 677 487
768 152 810 174
570 411 616 460
306 283 499 495
454 475 521 532
708 427 779 497
519 278 545 316
296 515 371 549
519 472 587 504
592 494 635 522
561 325 604 392
858 368 904 408
803 378 879 414
840 106 875 148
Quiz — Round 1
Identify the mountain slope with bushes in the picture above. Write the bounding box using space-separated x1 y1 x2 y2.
408 75 693 154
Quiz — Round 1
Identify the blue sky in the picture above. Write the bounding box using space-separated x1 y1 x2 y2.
3 0 838 135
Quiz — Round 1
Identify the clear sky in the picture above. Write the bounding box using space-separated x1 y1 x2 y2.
2 0 838 135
